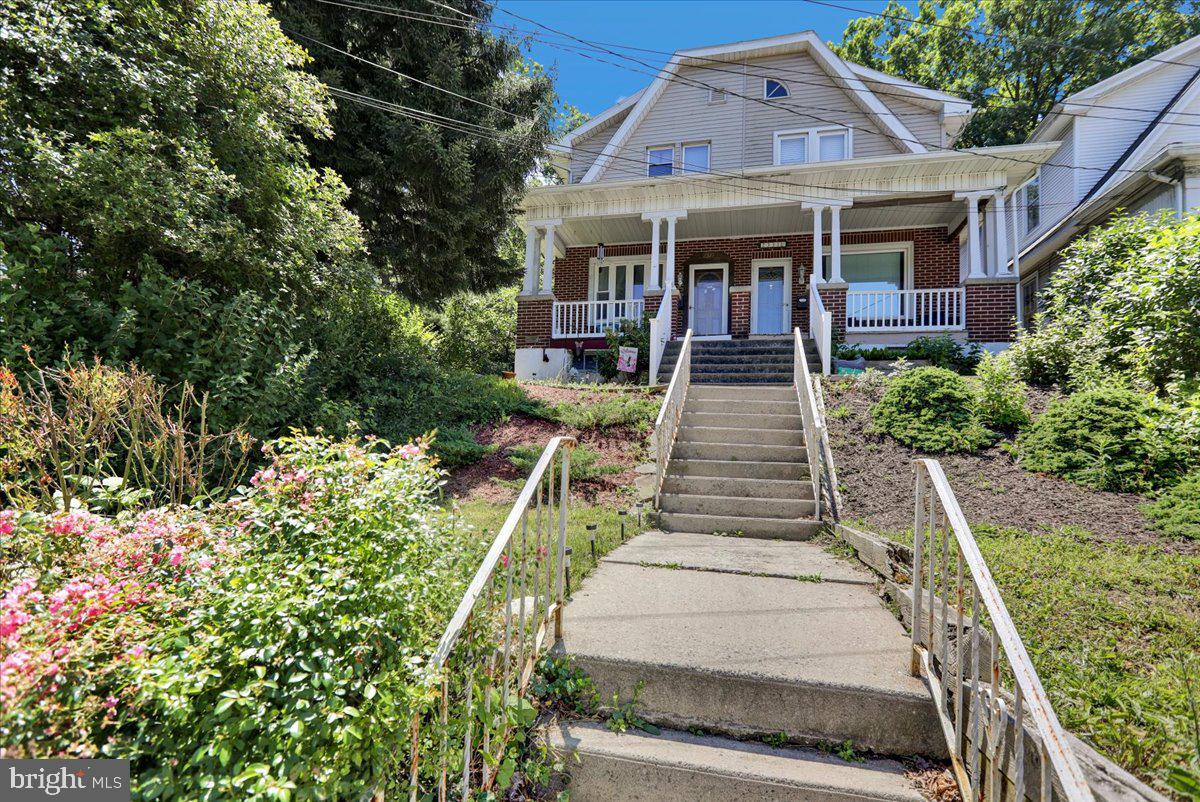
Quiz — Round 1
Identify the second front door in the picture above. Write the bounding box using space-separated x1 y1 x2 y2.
689 263 728 337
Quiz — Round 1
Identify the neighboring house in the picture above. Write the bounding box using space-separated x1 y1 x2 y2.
513 31 1061 380
1013 33 1200 325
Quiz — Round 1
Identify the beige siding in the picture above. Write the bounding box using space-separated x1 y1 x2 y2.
593 52 935 181
568 112 628 182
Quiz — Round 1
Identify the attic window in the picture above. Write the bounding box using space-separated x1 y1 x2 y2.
764 78 789 99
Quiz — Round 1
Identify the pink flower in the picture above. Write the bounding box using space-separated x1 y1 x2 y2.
168 546 185 567
398 443 422 460
126 645 145 659
103 696 118 710
0 510 15 537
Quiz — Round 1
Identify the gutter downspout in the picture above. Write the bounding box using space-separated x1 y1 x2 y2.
1149 170 1184 217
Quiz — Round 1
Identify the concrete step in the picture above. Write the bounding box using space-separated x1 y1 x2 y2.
672 441 810 463
692 353 794 363
692 374 793 385
658 512 822 540
662 475 813 500
660 493 817 519
600 531 871 583
693 362 794 375
677 425 804 447
684 398 798 416
550 721 928 802
666 459 811 481
688 385 796 401
682 411 802 430
562 559 945 757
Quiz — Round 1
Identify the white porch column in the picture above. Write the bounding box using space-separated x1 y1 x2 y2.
540 221 557 293
829 204 843 284
1009 191 1021 278
663 211 686 290
522 224 540 294
811 205 825 282
641 213 663 290
958 194 985 280
984 195 998 276
993 190 1011 277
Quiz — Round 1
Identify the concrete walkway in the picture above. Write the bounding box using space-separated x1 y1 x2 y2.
551 531 945 801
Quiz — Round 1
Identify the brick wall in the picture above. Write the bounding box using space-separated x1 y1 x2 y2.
730 290 751 337
816 285 847 337
516 295 553 348
965 283 1018 342
522 226 961 344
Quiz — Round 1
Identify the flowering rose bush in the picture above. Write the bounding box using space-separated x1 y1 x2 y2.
2 434 477 800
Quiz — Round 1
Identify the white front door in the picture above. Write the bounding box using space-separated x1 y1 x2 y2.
752 258 791 335
689 263 728 337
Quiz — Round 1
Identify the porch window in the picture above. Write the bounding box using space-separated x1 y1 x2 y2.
647 146 673 177
682 142 710 174
824 250 906 322
592 261 647 305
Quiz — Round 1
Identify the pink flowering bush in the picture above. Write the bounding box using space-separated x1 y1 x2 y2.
2 434 475 800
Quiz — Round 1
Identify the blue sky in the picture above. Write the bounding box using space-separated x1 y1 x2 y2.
494 1 912 115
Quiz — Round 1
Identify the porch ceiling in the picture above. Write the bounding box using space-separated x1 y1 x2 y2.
558 196 962 247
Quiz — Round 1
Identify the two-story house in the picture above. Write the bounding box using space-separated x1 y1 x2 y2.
512 31 1062 380
1011 33 1200 324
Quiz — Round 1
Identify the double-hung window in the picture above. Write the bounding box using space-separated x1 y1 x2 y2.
773 127 851 166
682 142 710 174
647 146 673 177
1018 172 1040 235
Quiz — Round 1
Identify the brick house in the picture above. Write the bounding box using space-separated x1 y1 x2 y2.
513 31 1062 380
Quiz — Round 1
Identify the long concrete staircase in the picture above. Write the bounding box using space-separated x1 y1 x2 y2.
550 338 947 800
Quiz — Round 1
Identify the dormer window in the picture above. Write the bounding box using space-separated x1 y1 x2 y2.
764 78 789 99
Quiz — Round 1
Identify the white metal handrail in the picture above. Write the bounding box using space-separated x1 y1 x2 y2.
647 292 673 385
846 287 965 332
553 299 645 338
808 274 832 375
408 437 576 800
653 329 691 506
792 327 824 520
911 459 1094 802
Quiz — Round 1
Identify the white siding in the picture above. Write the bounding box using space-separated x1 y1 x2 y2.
1132 184 1176 216
590 52 935 181
1021 122 1077 248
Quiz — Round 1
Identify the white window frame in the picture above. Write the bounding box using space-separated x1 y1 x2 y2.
750 258 793 335
821 241 915 288
646 145 674 177
589 258 648 304
773 126 853 166
1017 169 1041 237
681 141 711 174
763 78 790 99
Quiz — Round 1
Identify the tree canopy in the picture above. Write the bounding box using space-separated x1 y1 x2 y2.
833 0 1200 146
272 0 556 301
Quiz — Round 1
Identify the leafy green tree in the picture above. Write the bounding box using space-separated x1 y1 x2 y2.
833 0 1200 146
272 0 556 301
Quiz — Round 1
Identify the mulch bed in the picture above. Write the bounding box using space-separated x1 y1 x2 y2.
822 378 1196 555
445 384 651 507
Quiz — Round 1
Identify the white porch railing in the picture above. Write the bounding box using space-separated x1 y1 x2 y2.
846 287 965 332
808 274 832 375
911 459 1094 802
552 299 645 339
647 293 673 385
408 437 575 800
653 329 691 507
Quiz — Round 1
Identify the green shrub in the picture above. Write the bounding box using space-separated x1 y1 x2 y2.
1010 211 1200 393
905 335 982 373
871 367 992 452
1142 473 1200 539
1018 386 1191 492
597 317 651 381
508 443 621 482
548 394 658 431
435 285 518 374
975 351 1030 431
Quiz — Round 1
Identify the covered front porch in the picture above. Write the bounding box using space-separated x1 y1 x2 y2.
516 145 1052 379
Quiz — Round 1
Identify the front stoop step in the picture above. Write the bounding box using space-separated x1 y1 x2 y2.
562 555 946 758
549 722 927 802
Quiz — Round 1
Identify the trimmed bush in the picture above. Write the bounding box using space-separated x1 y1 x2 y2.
1142 473 1200 539
1018 386 1190 492
870 367 992 453
975 352 1030 431
905 335 982 373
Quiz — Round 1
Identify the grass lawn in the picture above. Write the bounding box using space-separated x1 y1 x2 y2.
451 499 647 593
865 522 1200 792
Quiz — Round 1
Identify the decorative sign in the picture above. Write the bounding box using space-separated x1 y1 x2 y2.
759 241 787 249
617 346 639 373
